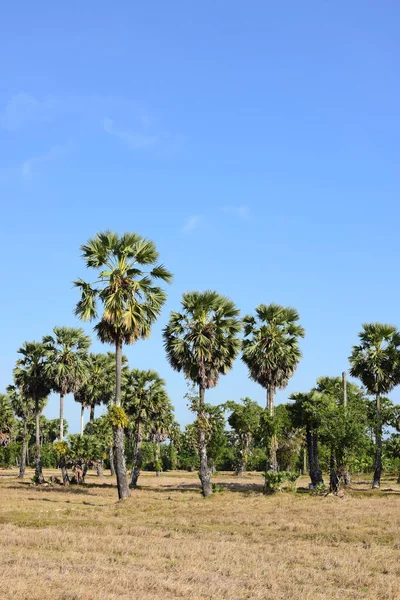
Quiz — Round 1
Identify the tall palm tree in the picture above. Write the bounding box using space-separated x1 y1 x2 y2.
43 326 91 442
163 291 241 496
242 303 305 477
7 383 34 479
75 231 172 500
123 368 168 488
349 323 400 488
13 342 50 483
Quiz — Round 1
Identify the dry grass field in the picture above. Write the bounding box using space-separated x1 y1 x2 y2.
0 469 399 600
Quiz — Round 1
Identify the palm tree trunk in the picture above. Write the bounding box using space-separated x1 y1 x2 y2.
18 417 28 479
89 403 95 434
113 339 130 500
198 385 212 497
59 394 64 441
329 447 340 494
372 393 382 489
109 446 115 476
130 420 143 489
155 442 162 476
265 386 278 476
312 431 324 486
34 399 44 483
80 404 84 436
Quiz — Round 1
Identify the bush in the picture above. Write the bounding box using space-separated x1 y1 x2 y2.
0 442 20 468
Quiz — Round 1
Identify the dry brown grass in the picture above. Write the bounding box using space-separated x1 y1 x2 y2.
0 469 399 600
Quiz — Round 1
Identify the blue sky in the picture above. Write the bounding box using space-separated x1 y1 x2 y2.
1 1 399 433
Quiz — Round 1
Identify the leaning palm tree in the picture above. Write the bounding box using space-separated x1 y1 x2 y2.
13 342 50 483
349 323 400 488
163 291 241 496
75 231 172 500
123 368 171 488
7 383 34 478
43 327 91 442
242 304 305 477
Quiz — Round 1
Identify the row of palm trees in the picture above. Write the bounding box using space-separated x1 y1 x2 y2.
5 230 400 499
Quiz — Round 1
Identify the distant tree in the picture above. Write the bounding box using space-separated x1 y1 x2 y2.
43 326 91 442
242 303 305 481
13 342 50 483
349 323 400 488
74 353 115 436
7 383 34 478
163 291 241 496
123 368 172 487
224 398 263 476
75 231 172 500
0 393 15 449
313 377 368 493
289 391 325 487
84 415 113 476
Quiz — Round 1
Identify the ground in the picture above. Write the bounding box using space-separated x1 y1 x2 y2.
0 469 399 600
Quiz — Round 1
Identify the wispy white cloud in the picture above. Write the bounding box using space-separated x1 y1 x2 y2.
181 215 203 234
103 117 158 149
223 205 250 219
0 93 56 131
22 144 68 176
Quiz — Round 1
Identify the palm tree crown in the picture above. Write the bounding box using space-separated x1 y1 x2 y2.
43 327 91 396
74 231 173 346
242 303 305 402
163 291 242 390
349 323 400 395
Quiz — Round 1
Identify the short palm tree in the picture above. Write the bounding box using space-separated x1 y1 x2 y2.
163 291 241 496
74 353 115 435
7 383 34 478
349 323 400 488
0 393 15 447
242 303 305 477
75 231 172 500
43 326 91 441
13 342 50 483
123 368 168 488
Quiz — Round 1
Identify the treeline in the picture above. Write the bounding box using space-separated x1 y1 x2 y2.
1 231 400 499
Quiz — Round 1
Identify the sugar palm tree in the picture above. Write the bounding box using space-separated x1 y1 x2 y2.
123 368 168 488
75 231 172 500
163 291 241 496
74 353 115 435
13 342 50 483
0 393 15 448
7 383 34 478
43 327 91 441
349 323 400 488
242 303 305 477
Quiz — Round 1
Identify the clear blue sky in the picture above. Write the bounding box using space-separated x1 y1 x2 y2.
1 1 399 433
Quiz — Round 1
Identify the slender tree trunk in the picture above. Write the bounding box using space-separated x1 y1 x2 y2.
155 442 162 476
130 420 143 488
312 431 324 485
109 446 115 476
18 417 28 479
59 394 64 440
96 460 104 477
113 340 130 500
372 393 382 489
264 386 278 487
303 444 307 475
80 404 84 436
236 435 249 476
306 425 314 485
329 447 340 494
34 400 44 483
198 385 212 497
89 403 95 434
